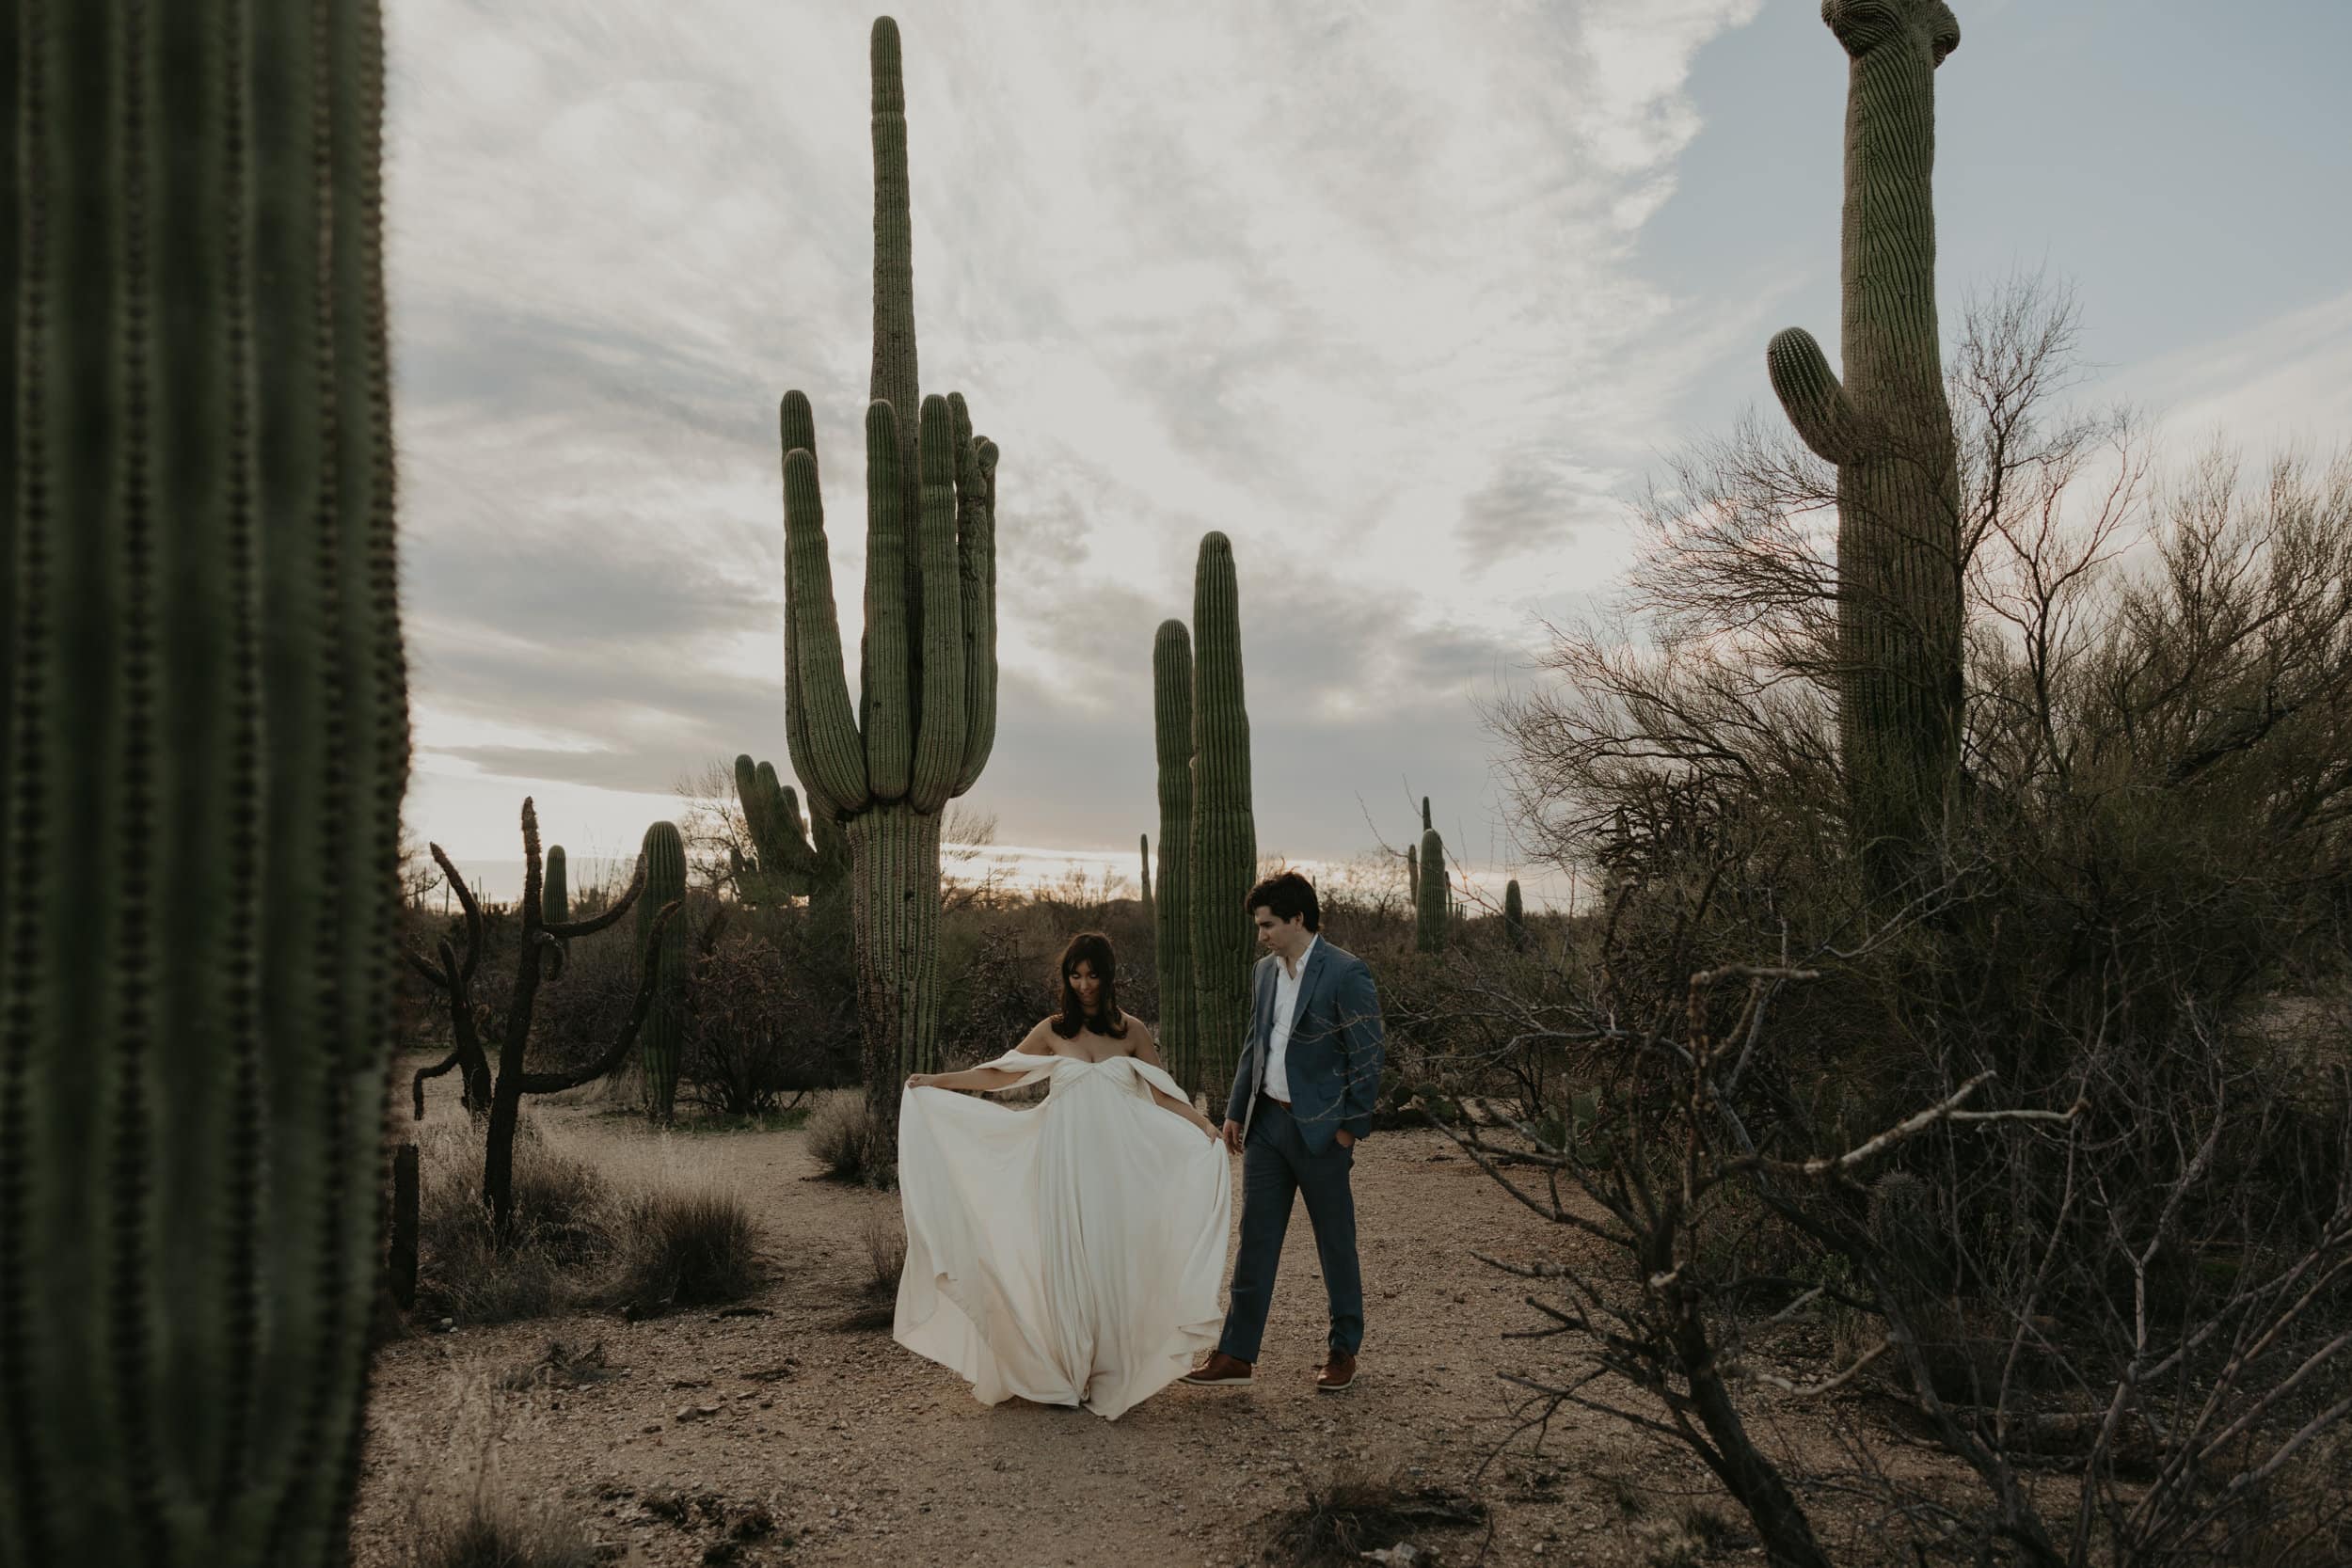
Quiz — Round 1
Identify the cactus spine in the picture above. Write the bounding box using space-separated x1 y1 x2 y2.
1188 535 1257 1095
1416 822 1448 952
1152 621 1197 1090
0 0 406 1556
1767 0 1963 879
637 821 689 1121
780 18 998 1127
1504 879 1526 952
544 845 570 925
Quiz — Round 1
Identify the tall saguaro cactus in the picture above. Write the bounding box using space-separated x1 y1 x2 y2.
0 0 406 1559
1766 0 1964 877
1152 621 1197 1090
781 17 999 1125
637 821 689 1121
1138 832 1154 914
1189 534 1258 1094
1503 879 1527 952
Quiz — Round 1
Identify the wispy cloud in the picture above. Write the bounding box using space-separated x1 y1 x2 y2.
389 0 1765 877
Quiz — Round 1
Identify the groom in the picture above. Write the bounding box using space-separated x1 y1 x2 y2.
1184 870 1384 1393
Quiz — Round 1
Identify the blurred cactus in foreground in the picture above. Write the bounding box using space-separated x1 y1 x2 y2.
0 1 405 1557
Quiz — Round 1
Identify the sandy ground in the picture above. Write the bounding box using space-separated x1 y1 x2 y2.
351 1070 1850 1568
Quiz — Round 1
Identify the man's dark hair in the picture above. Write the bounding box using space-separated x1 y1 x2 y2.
1244 869 1319 933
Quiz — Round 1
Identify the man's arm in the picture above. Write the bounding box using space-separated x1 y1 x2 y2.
1223 961 1264 1127
1333 958 1385 1143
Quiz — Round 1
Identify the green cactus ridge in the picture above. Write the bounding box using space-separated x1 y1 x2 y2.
1188 535 1257 1096
1415 827 1448 952
637 821 690 1121
544 846 571 926
0 1 406 1556
733 752 845 906
1769 0 1964 869
1152 620 1198 1089
778 18 1000 1120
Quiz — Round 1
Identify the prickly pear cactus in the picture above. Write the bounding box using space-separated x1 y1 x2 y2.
780 18 999 1128
0 1 407 1558
1767 0 1964 878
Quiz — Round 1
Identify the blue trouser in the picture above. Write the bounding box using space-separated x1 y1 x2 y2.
1218 1094 1363 1362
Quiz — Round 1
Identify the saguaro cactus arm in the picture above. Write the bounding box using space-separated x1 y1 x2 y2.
1767 327 1867 465
908 394 968 812
780 406 868 821
515 902 682 1095
951 393 1000 795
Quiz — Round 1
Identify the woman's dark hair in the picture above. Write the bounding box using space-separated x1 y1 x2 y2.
1050 930 1128 1039
1244 869 1319 933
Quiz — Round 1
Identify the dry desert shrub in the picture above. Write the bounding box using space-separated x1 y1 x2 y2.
407 1492 597 1568
859 1209 907 1299
805 1094 896 1186
1254 1465 1486 1568
413 1120 616 1325
608 1180 763 1316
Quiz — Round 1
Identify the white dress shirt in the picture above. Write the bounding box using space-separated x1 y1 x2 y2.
1262 934 1319 1104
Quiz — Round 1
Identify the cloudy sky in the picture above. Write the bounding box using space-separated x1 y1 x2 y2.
389 0 2352 906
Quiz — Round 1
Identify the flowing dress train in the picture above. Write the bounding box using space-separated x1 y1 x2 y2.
893 1049 1232 1419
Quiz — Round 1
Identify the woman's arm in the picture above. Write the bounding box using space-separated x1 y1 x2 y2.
909 1065 1032 1092
1130 1021 1220 1140
908 1021 1055 1093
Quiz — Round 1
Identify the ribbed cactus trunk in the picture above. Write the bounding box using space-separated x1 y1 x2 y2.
779 18 998 1132
1152 621 1197 1091
637 821 688 1121
1188 536 1256 1096
1139 832 1153 912
543 845 570 925
0 0 406 1559
1416 826 1448 952
1503 879 1526 952
1767 0 1963 885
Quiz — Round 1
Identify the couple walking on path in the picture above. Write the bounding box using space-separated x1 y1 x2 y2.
893 869 1385 1418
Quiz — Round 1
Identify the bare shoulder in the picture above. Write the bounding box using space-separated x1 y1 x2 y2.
1123 1014 1161 1061
1013 1018 1057 1055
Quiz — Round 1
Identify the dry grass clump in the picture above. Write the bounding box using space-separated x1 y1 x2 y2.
609 1181 763 1316
1255 1465 1486 1567
805 1095 895 1186
407 1491 598 1568
859 1210 906 1298
414 1120 617 1325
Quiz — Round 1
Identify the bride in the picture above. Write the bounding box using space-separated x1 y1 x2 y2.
893 931 1232 1419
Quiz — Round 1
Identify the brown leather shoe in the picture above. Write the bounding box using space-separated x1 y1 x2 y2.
1180 1351 1254 1386
1316 1351 1358 1392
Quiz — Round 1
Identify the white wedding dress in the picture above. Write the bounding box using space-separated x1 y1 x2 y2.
893 1048 1232 1419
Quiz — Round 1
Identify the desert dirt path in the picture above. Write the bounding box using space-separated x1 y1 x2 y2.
351 1076 1748 1568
